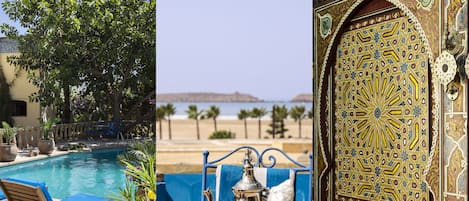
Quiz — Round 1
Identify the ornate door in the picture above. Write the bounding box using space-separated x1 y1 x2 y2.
333 10 431 201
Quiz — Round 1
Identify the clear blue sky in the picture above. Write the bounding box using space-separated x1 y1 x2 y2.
157 0 312 101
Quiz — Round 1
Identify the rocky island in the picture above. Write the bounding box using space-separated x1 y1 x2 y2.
290 93 313 102
156 92 262 102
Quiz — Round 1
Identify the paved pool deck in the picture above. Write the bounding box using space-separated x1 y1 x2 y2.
0 139 140 168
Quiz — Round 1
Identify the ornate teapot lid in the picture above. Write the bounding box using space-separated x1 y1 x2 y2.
232 149 264 191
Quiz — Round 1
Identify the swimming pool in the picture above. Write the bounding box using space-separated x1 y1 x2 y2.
0 149 126 199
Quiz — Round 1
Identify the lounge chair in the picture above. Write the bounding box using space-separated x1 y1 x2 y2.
0 178 110 201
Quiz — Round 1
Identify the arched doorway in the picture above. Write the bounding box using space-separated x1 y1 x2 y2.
315 0 436 200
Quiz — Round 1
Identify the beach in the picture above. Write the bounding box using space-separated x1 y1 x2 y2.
156 118 313 173
156 118 313 140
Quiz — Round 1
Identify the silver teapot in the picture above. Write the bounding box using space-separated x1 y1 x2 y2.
232 149 268 201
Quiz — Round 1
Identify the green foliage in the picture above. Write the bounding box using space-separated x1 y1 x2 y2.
1 121 16 144
250 107 267 119
203 105 220 132
237 109 250 120
186 105 203 120
251 107 267 139
186 105 203 140
289 105 306 121
0 64 13 125
118 141 156 166
1 0 156 123
209 130 235 139
156 106 165 140
289 105 306 138
163 103 176 118
266 105 289 138
114 141 156 201
307 107 313 119
162 103 176 140
40 118 58 140
238 109 250 139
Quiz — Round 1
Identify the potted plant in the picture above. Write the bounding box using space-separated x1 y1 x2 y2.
0 121 18 162
38 119 56 154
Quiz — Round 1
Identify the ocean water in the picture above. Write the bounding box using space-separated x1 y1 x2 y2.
156 101 313 119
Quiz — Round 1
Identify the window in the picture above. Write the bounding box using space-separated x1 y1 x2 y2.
10 101 27 116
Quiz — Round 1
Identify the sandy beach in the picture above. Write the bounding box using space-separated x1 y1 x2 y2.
156 118 313 173
156 118 313 140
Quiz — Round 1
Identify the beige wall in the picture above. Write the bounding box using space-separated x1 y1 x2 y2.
0 53 40 127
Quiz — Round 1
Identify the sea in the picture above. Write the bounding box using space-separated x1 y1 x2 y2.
156 101 313 120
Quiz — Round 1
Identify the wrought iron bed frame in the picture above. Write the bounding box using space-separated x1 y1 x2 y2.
201 145 313 201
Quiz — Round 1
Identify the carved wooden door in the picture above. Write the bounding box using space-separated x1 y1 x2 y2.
333 10 431 201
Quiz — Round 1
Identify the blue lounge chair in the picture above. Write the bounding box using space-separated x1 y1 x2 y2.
0 178 110 201
103 121 121 138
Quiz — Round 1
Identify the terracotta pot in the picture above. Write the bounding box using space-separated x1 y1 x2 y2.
38 139 55 154
0 144 18 162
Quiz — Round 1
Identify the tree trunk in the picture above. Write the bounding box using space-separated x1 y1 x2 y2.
168 118 172 140
298 120 302 138
63 83 71 123
257 118 261 139
213 118 217 132
196 118 200 140
244 119 247 139
112 88 122 124
158 120 163 140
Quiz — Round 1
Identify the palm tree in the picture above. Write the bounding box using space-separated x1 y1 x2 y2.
204 105 220 132
267 105 289 138
186 105 204 140
290 105 306 138
237 109 250 139
156 106 166 140
307 107 313 119
163 103 176 140
251 107 267 139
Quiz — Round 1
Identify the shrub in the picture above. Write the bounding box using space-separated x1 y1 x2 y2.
209 130 235 139
113 141 156 201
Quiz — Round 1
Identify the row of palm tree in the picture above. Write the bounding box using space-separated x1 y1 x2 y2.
186 105 220 140
156 103 313 140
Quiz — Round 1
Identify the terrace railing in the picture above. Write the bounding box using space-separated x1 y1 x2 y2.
6 120 154 149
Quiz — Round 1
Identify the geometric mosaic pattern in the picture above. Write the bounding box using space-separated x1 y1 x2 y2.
334 13 430 201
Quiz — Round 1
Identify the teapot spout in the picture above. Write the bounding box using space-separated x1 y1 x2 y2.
203 188 214 201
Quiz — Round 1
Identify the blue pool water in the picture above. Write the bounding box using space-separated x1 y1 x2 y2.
0 149 126 199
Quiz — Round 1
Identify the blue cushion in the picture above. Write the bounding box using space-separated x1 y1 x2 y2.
166 173 216 201
214 165 309 201
0 189 5 200
4 178 53 201
157 182 173 201
61 193 110 201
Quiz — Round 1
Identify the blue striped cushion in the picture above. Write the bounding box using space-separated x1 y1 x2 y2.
215 165 294 201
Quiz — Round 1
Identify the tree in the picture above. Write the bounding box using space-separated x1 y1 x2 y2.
163 103 176 140
266 105 288 139
250 107 267 139
237 109 250 139
77 0 156 124
204 105 220 132
0 63 13 125
186 105 203 140
156 106 165 140
1 0 85 123
307 107 313 119
1 0 156 124
290 105 306 138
